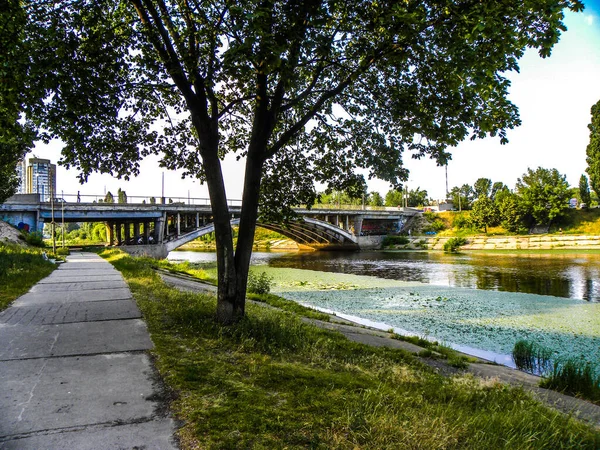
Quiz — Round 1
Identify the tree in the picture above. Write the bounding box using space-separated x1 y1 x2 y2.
515 167 570 224
473 178 492 199
490 181 509 201
449 184 475 211
118 188 128 204
495 191 525 233
17 0 583 323
385 190 404 207
579 174 591 206
470 196 498 233
407 187 429 207
586 100 600 198
368 192 384 207
0 0 34 203
104 191 115 204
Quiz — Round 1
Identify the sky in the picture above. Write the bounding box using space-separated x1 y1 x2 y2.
27 1 600 203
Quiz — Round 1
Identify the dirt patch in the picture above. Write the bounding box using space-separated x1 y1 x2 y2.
0 221 27 246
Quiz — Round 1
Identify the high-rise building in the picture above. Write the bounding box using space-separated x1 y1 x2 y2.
15 159 27 194
26 158 56 201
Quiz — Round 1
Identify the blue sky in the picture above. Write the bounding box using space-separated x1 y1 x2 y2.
32 2 600 202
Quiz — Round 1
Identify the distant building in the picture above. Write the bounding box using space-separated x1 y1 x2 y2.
15 159 27 194
25 158 57 201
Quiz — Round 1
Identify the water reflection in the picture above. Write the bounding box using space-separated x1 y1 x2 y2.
168 250 600 302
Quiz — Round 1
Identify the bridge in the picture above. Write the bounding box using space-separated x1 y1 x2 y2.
1 194 421 257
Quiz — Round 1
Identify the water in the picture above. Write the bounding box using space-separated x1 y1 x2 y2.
169 249 600 302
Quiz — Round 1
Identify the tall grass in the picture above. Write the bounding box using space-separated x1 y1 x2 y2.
0 243 56 310
100 249 600 448
513 340 600 405
541 360 600 405
512 339 553 375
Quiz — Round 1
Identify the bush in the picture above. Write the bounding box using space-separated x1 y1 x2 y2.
453 213 472 230
56 247 70 256
512 340 553 375
381 235 409 247
21 231 45 247
247 271 273 295
443 237 467 253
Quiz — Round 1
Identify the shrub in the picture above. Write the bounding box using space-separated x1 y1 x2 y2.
247 271 273 295
56 247 70 256
512 340 553 375
453 213 472 230
21 231 45 247
381 235 409 247
443 237 467 253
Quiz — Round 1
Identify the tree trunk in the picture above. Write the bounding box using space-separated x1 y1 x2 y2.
234 152 265 310
201 149 240 324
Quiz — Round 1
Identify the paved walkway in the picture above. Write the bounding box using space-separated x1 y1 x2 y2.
0 252 178 449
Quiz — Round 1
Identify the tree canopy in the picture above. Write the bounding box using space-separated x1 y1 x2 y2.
14 0 584 322
516 167 570 224
0 0 33 203
586 99 600 198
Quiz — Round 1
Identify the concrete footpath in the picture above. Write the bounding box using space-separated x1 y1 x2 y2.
0 252 178 449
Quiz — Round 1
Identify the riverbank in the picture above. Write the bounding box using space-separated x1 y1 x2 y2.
98 249 600 447
391 234 600 251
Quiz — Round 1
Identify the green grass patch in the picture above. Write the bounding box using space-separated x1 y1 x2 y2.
0 243 56 311
392 334 474 369
99 249 600 448
247 292 331 322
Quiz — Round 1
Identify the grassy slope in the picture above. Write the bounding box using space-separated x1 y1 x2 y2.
101 249 599 449
0 243 56 311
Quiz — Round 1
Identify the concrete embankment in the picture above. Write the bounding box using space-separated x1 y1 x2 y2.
408 234 600 251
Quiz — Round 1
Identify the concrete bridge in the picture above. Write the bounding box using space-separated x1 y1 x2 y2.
1 194 421 257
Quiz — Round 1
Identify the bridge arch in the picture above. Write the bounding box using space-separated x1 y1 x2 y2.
164 217 358 252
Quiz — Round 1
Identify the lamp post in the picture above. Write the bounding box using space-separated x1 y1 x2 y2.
61 190 65 248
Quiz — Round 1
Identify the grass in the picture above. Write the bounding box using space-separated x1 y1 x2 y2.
542 360 600 405
99 249 600 448
512 340 553 376
392 334 474 369
0 243 56 311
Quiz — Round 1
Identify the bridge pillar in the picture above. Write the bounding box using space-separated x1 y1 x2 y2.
345 216 349 231
196 213 199 228
177 213 181 236
106 222 114 245
115 222 122 245
124 222 131 244
144 221 150 243
134 222 141 243
157 213 166 244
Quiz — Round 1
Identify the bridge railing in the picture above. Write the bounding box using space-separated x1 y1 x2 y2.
46 193 243 208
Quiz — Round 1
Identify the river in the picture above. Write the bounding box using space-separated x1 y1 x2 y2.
168 249 600 302
167 249 600 367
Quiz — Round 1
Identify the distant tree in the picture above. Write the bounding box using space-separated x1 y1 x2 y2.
449 184 475 211
490 182 509 201
369 192 384 207
516 167 570 224
473 178 493 199
385 190 404 207
586 99 600 198
104 191 114 203
407 187 429 207
149 197 156 204
496 191 525 233
117 188 127 204
471 196 499 233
